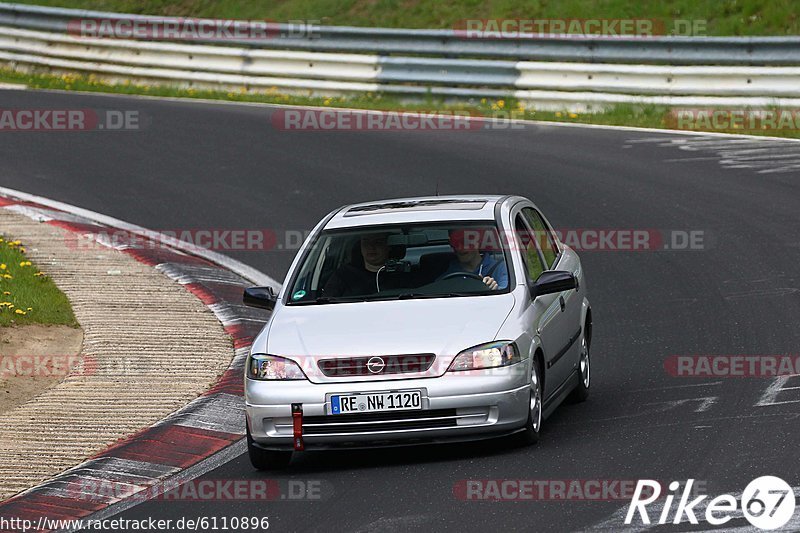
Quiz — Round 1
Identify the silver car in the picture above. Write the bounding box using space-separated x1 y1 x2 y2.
243 195 592 469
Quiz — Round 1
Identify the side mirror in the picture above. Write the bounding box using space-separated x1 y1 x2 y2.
243 286 278 311
530 270 576 298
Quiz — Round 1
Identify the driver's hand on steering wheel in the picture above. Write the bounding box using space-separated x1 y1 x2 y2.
482 276 499 290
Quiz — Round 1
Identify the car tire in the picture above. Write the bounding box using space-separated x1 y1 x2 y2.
568 334 590 403
247 422 292 470
517 357 543 446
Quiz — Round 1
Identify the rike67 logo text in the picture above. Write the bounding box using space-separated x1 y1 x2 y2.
626 477 796 530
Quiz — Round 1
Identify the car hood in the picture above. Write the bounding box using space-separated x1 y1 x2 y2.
259 294 516 383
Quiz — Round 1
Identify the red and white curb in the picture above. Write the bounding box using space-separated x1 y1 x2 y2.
0 187 278 532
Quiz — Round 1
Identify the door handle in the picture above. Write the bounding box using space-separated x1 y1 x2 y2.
559 295 566 312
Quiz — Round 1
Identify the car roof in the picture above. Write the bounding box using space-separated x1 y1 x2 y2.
324 195 512 229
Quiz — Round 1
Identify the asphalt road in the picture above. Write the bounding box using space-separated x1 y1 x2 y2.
2 89 799 532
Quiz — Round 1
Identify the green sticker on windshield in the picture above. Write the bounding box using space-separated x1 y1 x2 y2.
292 290 306 300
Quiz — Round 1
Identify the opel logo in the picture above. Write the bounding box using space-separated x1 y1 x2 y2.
366 356 386 374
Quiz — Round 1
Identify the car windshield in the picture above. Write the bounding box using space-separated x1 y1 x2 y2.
286 222 511 304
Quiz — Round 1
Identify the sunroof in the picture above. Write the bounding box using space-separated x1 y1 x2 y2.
344 199 487 216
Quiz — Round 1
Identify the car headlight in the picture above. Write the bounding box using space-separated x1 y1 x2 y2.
247 354 307 380
448 341 521 372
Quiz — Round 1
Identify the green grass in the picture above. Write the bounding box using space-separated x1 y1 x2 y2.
3 67 798 138
0 236 78 327
8 0 800 35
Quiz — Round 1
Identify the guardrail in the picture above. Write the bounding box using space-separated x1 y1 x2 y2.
1 2 800 111
2 2 800 65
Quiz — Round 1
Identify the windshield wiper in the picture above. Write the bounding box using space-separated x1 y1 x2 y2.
290 296 365 305
392 292 486 300
397 293 424 300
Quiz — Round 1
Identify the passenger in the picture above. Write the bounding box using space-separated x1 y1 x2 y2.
324 233 405 297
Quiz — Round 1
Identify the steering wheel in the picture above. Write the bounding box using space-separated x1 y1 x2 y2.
440 272 485 282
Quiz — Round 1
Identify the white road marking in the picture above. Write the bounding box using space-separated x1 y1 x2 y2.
627 382 722 393
756 376 800 406
663 157 722 162
629 136 800 174
645 396 717 413
4 203 54 222
166 393 246 435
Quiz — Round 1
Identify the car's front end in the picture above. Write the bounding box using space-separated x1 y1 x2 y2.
245 296 532 451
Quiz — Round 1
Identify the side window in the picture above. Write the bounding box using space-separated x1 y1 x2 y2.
515 215 545 282
522 207 558 268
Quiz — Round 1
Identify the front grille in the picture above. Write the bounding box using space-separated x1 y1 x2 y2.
318 354 435 377
302 408 459 435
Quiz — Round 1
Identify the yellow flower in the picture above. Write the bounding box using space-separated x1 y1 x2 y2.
19 247 25 254
497 100 505 108
15 309 26 315
480 98 487 104
2 274 12 279
555 112 562 118
19 261 32 267
27 307 32 311
0 264 5 270
2 291 9 295
569 113 578 118
34 272 45 277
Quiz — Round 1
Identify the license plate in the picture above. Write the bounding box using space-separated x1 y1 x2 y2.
330 390 422 415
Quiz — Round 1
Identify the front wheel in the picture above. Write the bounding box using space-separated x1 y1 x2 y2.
517 358 543 445
568 335 590 403
247 422 292 470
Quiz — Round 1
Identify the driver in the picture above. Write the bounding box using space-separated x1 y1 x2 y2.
439 229 508 290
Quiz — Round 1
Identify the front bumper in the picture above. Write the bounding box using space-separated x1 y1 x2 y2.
245 360 531 450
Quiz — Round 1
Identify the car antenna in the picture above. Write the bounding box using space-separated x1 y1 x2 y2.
435 178 440 196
